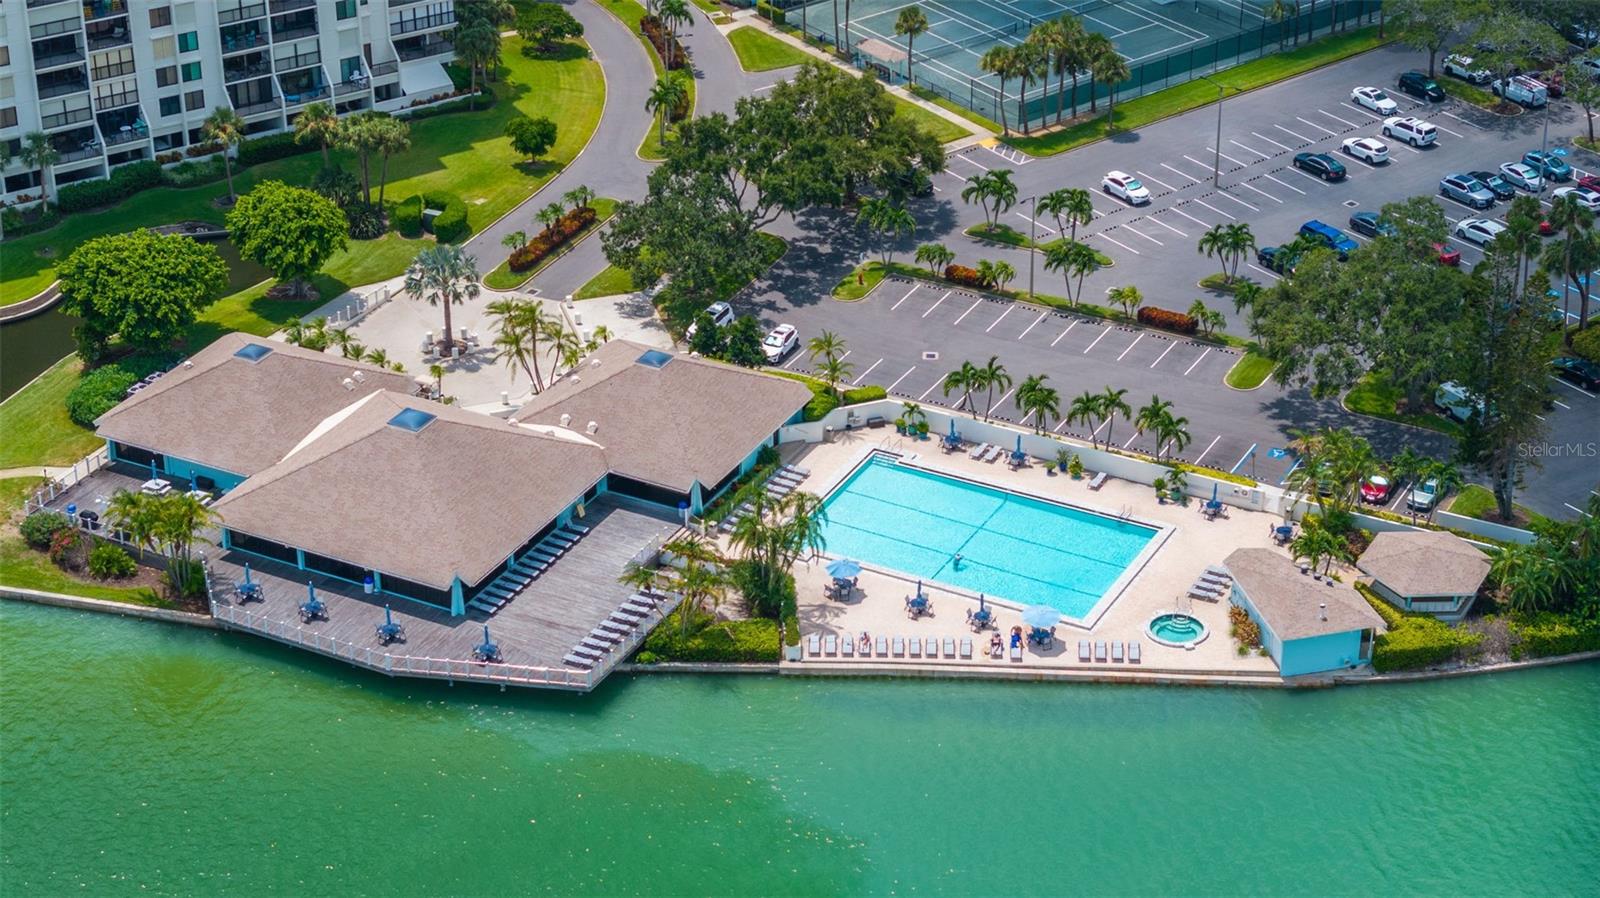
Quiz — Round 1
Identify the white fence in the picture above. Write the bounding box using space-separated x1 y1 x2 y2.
23 446 109 515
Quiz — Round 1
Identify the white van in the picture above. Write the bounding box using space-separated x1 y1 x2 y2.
1435 381 1484 422
1492 75 1549 107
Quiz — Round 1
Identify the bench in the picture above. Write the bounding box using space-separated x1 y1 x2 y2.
1088 471 1108 490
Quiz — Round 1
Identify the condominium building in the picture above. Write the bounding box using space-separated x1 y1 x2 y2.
0 0 458 206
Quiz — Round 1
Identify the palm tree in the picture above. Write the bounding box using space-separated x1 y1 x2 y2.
563 184 597 211
488 297 560 390
1135 395 1173 441
1011 37 1049 135
1065 390 1103 447
1090 41 1132 128
976 355 1010 421
727 490 828 615
428 363 445 398
807 330 845 365
979 45 1015 135
537 202 565 232
1423 460 1464 522
294 101 340 166
646 74 689 146
673 552 729 637
1108 284 1143 317
454 17 500 108
915 242 954 276
1266 0 1293 50
404 245 482 358
503 230 529 251
941 361 980 413
201 107 246 202
1016 373 1059 432
658 0 693 69
618 561 662 598
857 197 916 266
1045 15 1089 124
105 490 160 562
20 132 61 207
964 169 1020 232
988 259 1016 292
1223 222 1256 282
1490 543 1560 613
1155 413 1191 461
1097 385 1130 448
1290 524 1347 576
1038 187 1093 242
1541 194 1593 326
1198 224 1230 283
894 5 929 86
961 171 997 228
1043 239 1098 305
154 492 219 595
1080 32 1116 114
816 354 855 396
372 115 411 207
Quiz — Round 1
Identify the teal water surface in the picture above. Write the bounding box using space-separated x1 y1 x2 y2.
2 601 1598 897
819 456 1154 617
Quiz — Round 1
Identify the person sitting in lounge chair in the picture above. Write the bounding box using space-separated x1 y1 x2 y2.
989 632 1004 658
1010 626 1023 650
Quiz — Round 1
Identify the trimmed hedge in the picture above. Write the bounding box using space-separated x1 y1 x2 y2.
1 203 62 237
55 161 164 214
639 617 780 662
1572 325 1600 364
944 263 983 288
400 90 495 120
20 512 72 551
757 0 787 26
1507 613 1600 660
640 15 688 70
65 366 139 428
507 206 597 272
393 194 423 237
236 131 316 167
418 190 468 242
1138 306 1199 335
1359 584 1483 672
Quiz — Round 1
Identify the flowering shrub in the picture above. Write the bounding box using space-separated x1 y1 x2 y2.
640 15 687 70
48 528 88 571
507 206 598 273
1137 306 1198 334
944 264 984 288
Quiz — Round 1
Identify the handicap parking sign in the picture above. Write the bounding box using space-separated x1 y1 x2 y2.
1553 147 1569 157
1267 447 1289 459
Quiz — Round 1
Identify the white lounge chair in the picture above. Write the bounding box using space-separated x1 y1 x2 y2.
908 637 922 657
969 442 991 460
1078 640 1091 662
1111 641 1124 662
1009 645 1023 662
1094 641 1108 662
579 636 612 653
807 633 821 656
824 634 838 655
562 653 594 668
943 637 956 657
892 636 906 657
1205 565 1232 580
571 645 604 661
1088 471 1108 490
875 636 888 656
959 637 973 659
841 636 854 657
1129 642 1142 664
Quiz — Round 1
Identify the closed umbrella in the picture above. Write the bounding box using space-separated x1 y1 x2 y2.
826 558 863 580
1021 604 1060 629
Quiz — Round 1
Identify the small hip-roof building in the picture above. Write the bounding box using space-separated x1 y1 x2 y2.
1356 530 1491 622
1224 548 1386 678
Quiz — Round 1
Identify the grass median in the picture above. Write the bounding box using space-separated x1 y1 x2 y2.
1224 351 1276 390
482 198 618 291
1344 372 1463 437
727 25 812 72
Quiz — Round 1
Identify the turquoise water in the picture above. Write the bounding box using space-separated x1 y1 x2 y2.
1150 612 1206 644
819 455 1156 617
2 601 1598 896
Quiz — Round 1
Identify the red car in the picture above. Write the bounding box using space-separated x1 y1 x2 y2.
1360 474 1393 504
1579 173 1600 193
1434 242 1461 265
1540 217 1560 236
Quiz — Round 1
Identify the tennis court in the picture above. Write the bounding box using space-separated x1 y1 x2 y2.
782 0 1380 128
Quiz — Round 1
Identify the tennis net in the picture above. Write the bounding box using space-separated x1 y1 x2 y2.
918 20 1025 61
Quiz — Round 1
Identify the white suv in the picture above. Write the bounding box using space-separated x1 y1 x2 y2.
762 324 799 362
685 300 735 340
1382 115 1438 147
1443 54 1491 84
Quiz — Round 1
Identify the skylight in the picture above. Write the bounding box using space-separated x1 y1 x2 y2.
387 408 437 433
234 343 274 363
636 349 673 369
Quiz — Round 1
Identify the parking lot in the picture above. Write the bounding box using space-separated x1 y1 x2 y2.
746 43 1599 519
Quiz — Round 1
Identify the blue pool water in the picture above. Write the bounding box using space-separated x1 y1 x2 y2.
819 455 1158 618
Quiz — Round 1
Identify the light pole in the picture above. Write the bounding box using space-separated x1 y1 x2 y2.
1027 194 1037 300
1539 98 1551 194
1199 75 1224 187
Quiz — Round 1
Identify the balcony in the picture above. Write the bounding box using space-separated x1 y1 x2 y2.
217 2 268 25
98 108 148 146
269 0 316 12
93 86 138 111
369 60 400 78
279 69 330 108
51 126 101 164
27 0 77 8
91 58 138 81
82 0 128 22
32 37 86 71
271 11 318 44
220 25 269 55
41 105 94 130
29 17 80 40
395 38 453 62
233 96 283 118
37 68 91 100
275 49 321 73
391 11 456 36
85 21 132 51
334 75 370 97
386 0 429 6
225 54 274 83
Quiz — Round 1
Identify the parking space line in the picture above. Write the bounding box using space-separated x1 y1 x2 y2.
1149 341 1177 368
1286 165 1340 187
1123 225 1165 246
1083 327 1111 354
1018 310 1047 339
1183 347 1210 376
1146 216 1188 237
1054 416 1072 434
1215 189 1259 211
1246 262 1280 280
1093 418 1112 440
886 365 916 393
1051 321 1078 346
1342 153 1386 171
1565 502 1591 517
951 297 982 323
993 385 1016 409
1317 108 1360 129
1182 154 1220 174
1234 180 1281 204
1228 138 1269 159
1167 205 1210 227
1190 197 1235 220
1395 141 1422 154
1206 147 1247 167
1274 123 1314 143
1160 162 1199 183
1116 333 1145 361
1553 398 1571 410
1014 211 1057 235
1433 122 1465 138
1251 131 1294 152
1295 116 1338 136
1439 110 1486 130
1092 231 1141 255
1551 374 1598 399
1229 443 1256 475
1135 170 1177 191
918 381 940 401
985 306 1015 332
890 284 921 310
1193 434 1222 466
1122 429 1142 449
853 358 882 385
1260 172 1305 195
952 153 990 171
1342 103 1383 120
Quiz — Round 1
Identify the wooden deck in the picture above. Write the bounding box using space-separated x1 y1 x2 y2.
205 497 681 691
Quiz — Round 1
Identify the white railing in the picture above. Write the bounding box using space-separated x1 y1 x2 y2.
24 446 109 514
325 284 392 330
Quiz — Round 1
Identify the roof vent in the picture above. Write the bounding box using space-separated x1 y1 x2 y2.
182 360 194 369
559 413 571 427
508 418 518 426
590 358 601 368
387 407 437 433
1319 602 1328 621
342 378 355 390
586 420 598 434
352 370 366 383
233 343 274 363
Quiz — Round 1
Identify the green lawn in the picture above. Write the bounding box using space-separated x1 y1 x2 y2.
1344 372 1463 437
573 264 638 300
892 95 970 144
727 26 811 72
1448 484 1552 530
482 198 618 290
1009 28 1388 157
0 356 101 469
1 36 604 307
595 0 697 161
1224 351 1275 389
832 260 889 300
0 477 169 606
909 85 1001 134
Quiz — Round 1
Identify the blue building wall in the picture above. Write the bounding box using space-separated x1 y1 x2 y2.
107 441 247 492
1279 630 1366 677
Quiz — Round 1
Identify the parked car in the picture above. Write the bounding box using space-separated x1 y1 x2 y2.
1347 211 1397 238
1468 170 1517 200
1553 185 1600 212
1382 115 1438 147
1298 220 1359 259
761 323 799 362
1578 173 1600 192
1101 170 1150 205
685 301 735 340
1552 356 1600 390
1397 70 1446 101
1434 243 1462 266
1492 75 1549 107
1256 245 1297 274
1406 478 1441 512
1453 218 1508 246
1581 57 1600 79
1443 54 1492 84
1360 474 1393 504
1350 86 1399 114
1340 136 1388 163
1439 173 1496 209
1499 161 1545 191
1292 152 1347 181
1564 24 1600 49
1524 149 1573 181
1435 381 1484 421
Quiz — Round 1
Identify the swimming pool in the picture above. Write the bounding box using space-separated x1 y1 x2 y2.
818 454 1160 620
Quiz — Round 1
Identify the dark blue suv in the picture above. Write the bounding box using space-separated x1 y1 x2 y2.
1298 220 1360 260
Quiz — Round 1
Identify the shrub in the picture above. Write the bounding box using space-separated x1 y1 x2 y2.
55 161 163 213
344 201 387 240
1572 325 1600 364
1137 306 1199 334
393 194 424 237
1 203 62 237
1227 603 1261 648
640 15 688 70
185 141 223 158
730 561 796 620
313 165 362 208
944 263 984 288
399 90 495 120
421 190 468 242
1358 584 1483 672
88 543 138 579
757 0 787 25
641 617 780 662
21 512 72 550
66 365 140 427
155 151 183 165
1507 613 1600 659
506 206 598 272
236 130 314 167
48 528 89 571
161 157 229 188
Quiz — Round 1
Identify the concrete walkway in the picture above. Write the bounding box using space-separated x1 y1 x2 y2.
0 467 69 481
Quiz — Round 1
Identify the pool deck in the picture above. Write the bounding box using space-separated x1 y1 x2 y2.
777 429 1283 677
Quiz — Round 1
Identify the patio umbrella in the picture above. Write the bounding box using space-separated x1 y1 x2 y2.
1021 604 1060 629
1211 482 1219 503
384 605 395 629
149 459 159 480
826 558 863 580
979 594 986 614
915 579 924 598
949 419 957 439
243 563 253 588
